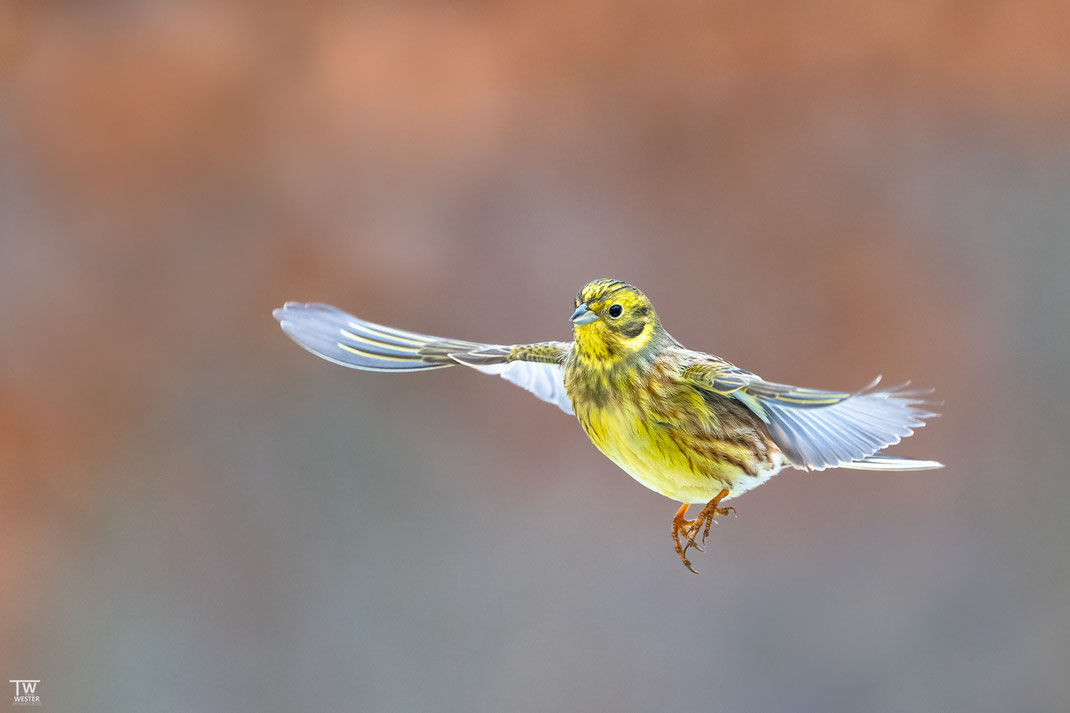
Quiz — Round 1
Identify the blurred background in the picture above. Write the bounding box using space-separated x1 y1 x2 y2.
2 1 1069 711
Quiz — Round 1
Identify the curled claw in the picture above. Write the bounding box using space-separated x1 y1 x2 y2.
670 489 736 572
701 504 735 546
671 503 700 574
684 523 705 553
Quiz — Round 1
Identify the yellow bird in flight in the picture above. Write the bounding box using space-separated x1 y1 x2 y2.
275 279 941 572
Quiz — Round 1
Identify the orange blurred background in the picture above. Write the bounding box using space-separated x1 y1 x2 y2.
2 2 1069 711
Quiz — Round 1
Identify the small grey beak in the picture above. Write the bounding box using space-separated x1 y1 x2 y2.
570 304 598 325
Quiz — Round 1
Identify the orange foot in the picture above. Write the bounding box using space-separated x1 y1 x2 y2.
671 503 700 573
671 488 736 574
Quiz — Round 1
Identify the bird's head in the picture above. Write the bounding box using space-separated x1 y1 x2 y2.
570 279 663 365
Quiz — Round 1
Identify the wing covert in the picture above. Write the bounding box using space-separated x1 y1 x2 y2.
451 342 573 414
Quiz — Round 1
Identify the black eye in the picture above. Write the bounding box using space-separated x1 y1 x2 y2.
608 304 623 319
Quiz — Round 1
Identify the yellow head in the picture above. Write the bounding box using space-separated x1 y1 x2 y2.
569 279 664 365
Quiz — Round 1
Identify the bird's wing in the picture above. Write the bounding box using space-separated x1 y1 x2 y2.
683 360 940 471
274 302 574 414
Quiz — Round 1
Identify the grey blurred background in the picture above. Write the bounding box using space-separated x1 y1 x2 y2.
1 2 1068 711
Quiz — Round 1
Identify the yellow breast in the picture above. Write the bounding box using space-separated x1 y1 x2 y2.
564 320 784 504
572 380 784 504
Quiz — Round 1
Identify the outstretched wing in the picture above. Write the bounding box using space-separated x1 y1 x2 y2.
273 302 574 414
683 360 940 471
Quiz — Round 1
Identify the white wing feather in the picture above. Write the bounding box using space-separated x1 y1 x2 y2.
274 302 575 414
456 359 574 415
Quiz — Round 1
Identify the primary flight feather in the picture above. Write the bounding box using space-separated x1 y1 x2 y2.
274 279 941 572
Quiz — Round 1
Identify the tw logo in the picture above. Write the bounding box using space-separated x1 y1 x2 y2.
9 681 40 707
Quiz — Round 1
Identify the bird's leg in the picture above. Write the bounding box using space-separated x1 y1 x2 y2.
671 503 700 574
686 488 735 551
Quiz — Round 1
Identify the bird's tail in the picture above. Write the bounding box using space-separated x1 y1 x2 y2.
839 452 944 471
